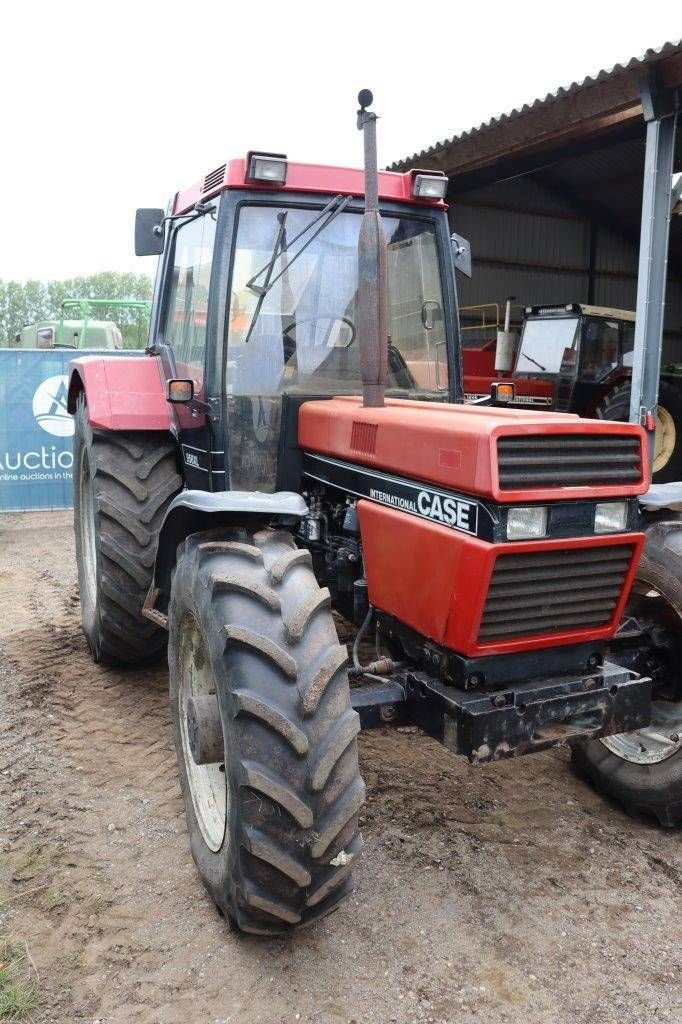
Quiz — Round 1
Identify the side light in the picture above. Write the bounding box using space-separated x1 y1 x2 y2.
491 381 515 403
507 506 548 540
167 378 194 403
246 152 288 185
595 501 628 534
412 173 448 200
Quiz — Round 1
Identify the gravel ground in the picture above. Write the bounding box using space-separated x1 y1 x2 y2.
0 510 680 1024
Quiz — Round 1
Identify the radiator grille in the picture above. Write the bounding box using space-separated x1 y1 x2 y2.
497 434 642 489
478 544 634 642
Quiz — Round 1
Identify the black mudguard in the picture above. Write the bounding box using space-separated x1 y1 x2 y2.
151 490 308 604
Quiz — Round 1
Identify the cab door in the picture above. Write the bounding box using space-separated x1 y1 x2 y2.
155 203 220 489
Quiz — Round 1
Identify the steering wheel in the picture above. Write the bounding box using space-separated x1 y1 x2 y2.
282 315 356 347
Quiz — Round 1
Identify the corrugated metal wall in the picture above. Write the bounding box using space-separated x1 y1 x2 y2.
450 176 682 363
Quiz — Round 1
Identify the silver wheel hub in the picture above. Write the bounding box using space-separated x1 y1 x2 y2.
602 581 682 765
79 446 97 609
178 616 227 851
601 700 682 764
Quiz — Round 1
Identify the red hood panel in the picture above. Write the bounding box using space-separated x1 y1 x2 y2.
298 395 649 502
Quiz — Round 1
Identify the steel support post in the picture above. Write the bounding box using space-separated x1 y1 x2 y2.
630 77 678 470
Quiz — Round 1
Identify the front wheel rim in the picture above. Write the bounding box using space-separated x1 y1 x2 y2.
601 702 682 764
79 446 97 610
602 579 682 765
653 404 676 473
178 615 228 851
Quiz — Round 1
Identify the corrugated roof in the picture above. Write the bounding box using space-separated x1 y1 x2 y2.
389 40 681 171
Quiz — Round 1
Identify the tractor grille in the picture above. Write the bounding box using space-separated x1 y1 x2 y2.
477 543 635 642
497 434 642 489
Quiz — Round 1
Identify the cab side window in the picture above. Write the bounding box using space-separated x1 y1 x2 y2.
622 323 635 368
163 209 217 394
581 319 620 380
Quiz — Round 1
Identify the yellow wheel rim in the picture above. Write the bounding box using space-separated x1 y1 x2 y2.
653 404 676 473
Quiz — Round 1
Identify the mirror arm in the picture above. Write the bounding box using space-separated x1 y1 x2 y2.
153 201 217 237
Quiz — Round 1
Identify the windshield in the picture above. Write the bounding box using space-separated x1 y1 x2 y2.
226 204 448 395
515 316 579 375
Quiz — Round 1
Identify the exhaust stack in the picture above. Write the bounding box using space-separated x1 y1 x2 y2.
357 89 388 408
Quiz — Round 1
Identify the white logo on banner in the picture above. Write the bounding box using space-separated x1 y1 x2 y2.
32 375 73 437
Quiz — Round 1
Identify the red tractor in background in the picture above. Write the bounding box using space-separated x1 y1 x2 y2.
462 299 682 481
67 93 682 936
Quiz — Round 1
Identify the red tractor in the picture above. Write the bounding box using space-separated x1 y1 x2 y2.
68 94 682 936
462 300 682 482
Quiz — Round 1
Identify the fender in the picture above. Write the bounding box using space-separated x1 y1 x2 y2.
148 489 309 616
67 354 172 431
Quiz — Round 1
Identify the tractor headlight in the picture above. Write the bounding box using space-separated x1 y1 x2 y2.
247 152 288 185
412 173 448 199
507 506 548 540
595 501 628 534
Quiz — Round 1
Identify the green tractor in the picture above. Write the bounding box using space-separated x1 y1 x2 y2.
10 298 151 350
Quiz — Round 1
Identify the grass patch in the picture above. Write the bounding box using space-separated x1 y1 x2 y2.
0 941 39 1020
63 951 84 972
34 890 66 913
11 845 63 884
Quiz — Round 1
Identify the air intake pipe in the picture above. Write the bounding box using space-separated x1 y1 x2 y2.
357 90 388 408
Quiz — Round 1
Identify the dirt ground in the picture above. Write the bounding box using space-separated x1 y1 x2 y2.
0 510 680 1024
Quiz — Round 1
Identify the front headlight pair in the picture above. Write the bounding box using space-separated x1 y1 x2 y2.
506 501 628 540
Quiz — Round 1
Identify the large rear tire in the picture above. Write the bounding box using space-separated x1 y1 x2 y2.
572 518 682 826
594 379 682 482
168 527 364 934
73 393 181 665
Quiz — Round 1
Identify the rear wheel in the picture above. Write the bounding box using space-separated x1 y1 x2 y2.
594 379 682 482
73 393 181 665
572 519 682 825
168 527 364 934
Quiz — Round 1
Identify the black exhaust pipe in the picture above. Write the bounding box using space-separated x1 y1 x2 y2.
357 89 388 408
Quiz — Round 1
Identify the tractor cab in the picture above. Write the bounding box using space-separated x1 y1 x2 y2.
138 155 461 491
515 303 635 414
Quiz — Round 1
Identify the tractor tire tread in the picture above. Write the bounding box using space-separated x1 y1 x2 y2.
73 394 181 665
168 527 363 934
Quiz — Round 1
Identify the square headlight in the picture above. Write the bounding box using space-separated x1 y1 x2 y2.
595 501 628 534
412 173 448 199
507 506 548 540
247 152 288 185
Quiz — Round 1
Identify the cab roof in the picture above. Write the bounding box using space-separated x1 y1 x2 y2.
527 302 636 322
173 158 447 215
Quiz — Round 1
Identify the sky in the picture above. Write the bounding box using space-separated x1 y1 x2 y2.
2 1 680 283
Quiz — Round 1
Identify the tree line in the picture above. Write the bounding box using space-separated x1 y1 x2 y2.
0 272 154 349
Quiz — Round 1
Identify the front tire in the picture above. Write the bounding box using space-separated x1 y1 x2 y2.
73 394 181 665
168 527 364 934
572 518 682 826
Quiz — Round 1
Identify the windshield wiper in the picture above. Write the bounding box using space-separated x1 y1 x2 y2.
521 352 547 371
243 194 352 345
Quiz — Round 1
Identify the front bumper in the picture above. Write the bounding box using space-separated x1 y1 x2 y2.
352 661 652 763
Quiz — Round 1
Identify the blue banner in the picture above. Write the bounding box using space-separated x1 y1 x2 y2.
0 350 140 512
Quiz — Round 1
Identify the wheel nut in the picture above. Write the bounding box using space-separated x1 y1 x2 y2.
379 704 397 723
670 732 680 743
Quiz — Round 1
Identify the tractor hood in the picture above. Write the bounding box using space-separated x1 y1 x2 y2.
298 395 649 504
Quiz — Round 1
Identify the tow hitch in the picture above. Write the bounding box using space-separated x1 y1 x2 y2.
351 662 652 763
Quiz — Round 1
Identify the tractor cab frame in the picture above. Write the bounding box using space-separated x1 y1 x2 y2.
514 303 635 415
143 184 461 494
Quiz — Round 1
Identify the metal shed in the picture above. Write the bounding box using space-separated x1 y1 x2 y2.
390 42 682 364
